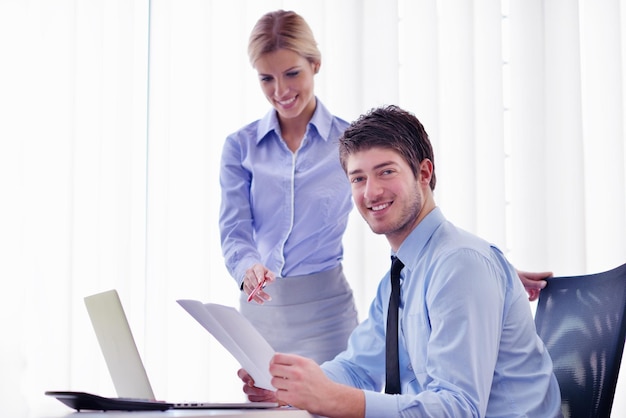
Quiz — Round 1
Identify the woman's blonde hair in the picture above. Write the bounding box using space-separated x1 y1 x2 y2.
248 10 321 68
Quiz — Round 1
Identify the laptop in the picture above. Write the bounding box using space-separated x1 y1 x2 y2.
46 289 278 411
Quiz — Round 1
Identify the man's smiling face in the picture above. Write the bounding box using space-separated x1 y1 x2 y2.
346 147 432 250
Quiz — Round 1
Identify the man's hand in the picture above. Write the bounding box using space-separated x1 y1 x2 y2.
269 353 364 418
237 368 281 404
517 270 551 301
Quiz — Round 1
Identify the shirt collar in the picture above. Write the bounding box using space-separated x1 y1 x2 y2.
394 206 445 271
255 97 332 145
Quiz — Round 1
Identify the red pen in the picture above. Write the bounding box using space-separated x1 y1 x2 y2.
247 277 268 302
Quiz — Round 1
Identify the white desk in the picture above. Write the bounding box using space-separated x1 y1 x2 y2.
41 408 315 418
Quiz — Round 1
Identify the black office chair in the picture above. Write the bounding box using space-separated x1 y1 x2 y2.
535 262 626 418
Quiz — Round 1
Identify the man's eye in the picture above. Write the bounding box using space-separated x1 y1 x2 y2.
351 177 364 184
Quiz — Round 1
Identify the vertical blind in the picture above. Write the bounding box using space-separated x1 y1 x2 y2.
0 0 624 416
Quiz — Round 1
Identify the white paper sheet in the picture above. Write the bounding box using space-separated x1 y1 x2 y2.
177 300 276 391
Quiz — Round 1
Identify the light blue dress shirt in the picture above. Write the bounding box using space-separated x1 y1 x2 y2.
322 208 562 417
219 99 352 285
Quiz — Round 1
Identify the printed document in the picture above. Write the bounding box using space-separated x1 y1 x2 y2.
177 300 276 391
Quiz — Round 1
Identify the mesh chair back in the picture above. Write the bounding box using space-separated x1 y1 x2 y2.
535 262 626 418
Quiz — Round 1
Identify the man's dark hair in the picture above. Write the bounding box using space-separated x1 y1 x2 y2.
338 105 436 190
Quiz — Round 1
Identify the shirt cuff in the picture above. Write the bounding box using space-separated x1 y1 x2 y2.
233 256 261 289
363 390 399 418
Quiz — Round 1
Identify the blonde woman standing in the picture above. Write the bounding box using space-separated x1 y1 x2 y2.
219 10 358 364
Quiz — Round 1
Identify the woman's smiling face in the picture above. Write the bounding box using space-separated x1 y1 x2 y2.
254 48 318 123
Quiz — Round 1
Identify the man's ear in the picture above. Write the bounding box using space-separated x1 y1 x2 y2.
419 159 433 184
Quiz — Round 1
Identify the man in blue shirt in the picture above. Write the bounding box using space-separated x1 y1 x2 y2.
239 105 562 417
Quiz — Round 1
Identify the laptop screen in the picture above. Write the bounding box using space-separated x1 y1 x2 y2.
84 289 155 400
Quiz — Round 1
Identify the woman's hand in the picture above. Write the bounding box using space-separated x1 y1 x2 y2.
242 263 276 304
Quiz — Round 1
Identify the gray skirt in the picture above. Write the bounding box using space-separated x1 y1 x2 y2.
239 264 358 364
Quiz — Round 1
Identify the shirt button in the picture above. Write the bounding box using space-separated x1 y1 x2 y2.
407 364 413 371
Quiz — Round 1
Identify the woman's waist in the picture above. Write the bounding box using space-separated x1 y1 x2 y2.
257 264 352 305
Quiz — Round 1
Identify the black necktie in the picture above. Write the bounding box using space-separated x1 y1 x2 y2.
385 255 404 394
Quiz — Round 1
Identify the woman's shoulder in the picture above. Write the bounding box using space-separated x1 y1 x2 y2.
333 115 350 131
313 99 351 136
226 111 275 145
315 98 348 121
227 119 261 140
